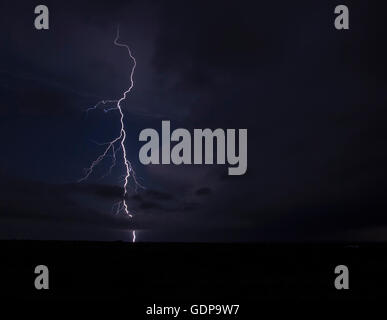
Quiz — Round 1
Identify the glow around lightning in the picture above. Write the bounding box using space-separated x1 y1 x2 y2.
79 27 140 242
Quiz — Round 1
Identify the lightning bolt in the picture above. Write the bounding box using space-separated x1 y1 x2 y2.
79 26 142 242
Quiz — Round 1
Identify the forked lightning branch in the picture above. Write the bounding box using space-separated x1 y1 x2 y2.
79 27 248 242
79 27 139 243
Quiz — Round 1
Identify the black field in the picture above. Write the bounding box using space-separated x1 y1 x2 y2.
1 241 386 307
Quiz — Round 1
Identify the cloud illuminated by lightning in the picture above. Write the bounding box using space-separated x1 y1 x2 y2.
79 26 142 242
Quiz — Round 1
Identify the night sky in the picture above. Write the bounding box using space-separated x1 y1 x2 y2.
0 0 386 242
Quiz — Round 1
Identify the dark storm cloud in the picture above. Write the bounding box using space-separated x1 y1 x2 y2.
0 173 206 236
141 189 174 201
0 175 133 229
195 187 212 196
337 4 387 85
152 1 283 73
74 183 125 199
0 72 89 116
